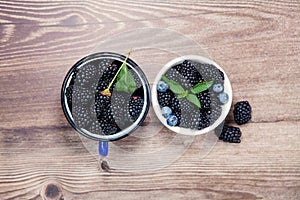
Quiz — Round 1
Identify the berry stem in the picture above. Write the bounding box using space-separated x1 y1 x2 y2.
101 48 133 96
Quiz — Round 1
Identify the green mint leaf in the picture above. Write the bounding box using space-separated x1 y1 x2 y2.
115 79 128 92
117 63 128 81
177 90 188 99
186 93 201 108
177 94 185 99
191 80 213 94
115 68 136 93
124 70 136 92
162 76 185 95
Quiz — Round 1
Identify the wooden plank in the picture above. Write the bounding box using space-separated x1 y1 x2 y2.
0 0 299 199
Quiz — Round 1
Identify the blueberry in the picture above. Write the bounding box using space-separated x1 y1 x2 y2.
161 106 172 118
218 92 229 104
213 83 224 93
157 81 169 92
167 115 178 126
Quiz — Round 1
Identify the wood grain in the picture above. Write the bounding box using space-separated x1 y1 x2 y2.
0 0 300 199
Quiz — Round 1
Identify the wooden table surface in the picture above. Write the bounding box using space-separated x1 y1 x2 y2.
1 0 300 199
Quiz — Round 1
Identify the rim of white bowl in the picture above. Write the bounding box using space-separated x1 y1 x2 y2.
152 55 232 136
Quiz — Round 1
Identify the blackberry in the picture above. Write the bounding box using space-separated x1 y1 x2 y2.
197 91 211 110
98 104 120 135
98 58 115 72
233 101 252 125
87 118 103 135
208 99 222 124
178 98 201 130
193 62 224 82
176 60 203 85
219 125 241 143
157 90 173 107
75 64 99 89
95 93 110 108
198 112 210 130
130 68 143 89
100 61 120 83
129 95 144 121
72 86 93 105
69 68 78 86
111 91 132 129
97 80 111 92
72 105 92 129
65 86 73 110
165 67 192 89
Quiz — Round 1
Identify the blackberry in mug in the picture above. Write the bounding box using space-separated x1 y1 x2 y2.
61 52 151 141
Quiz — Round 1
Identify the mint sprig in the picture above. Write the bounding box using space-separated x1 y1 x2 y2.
191 81 213 94
115 64 136 93
162 76 185 94
186 94 201 108
161 75 213 109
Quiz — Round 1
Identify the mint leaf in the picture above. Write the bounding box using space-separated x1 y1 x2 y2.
124 71 136 92
117 63 128 81
115 79 128 92
186 94 201 108
117 69 125 81
115 70 136 93
162 76 185 95
191 81 213 94
177 90 188 99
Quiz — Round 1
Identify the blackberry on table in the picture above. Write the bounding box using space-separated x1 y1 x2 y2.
219 125 242 143
233 101 252 125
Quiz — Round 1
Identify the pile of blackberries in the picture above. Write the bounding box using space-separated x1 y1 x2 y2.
218 101 252 143
65 59 144 136
157 60 228 130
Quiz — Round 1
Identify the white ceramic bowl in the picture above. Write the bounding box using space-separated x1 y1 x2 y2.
152 55 232 135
